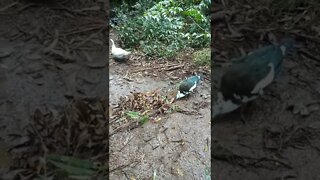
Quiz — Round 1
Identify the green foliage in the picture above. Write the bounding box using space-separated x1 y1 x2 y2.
47 154 97 179
193 48 210 66
171 104 183 113
112 0 210 58
125 111 149 124
125 111 140 119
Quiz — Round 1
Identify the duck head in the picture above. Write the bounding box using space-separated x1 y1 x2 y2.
176 91 186 99
279 38 294 56
213 92 241 118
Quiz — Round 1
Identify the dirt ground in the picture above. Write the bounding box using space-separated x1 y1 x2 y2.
0 0 211 178
212 1 320 180
0 0 108 179
109 31 211 179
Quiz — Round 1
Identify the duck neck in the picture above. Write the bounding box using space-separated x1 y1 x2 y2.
110 39 116 49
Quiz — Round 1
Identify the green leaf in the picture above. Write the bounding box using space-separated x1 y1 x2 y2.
125 111 140 119
182 9 203 22
140 115 149 124
48 161 94 176
114 0 210 58
69 175 92 180
47 154 95 170
47 154 96 177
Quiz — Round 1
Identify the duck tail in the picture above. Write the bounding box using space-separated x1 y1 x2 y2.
125 51 131 55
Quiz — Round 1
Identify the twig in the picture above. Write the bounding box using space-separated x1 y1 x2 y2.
288 30 320 44
30 123 48 177
52 6 85 16
123 77 134 82
0 2 18 12
176 108 201 115
63 25 107 36
64 108 71 154
171 139 185 143
123 70 134 81
71 29 103 49
48 49 76 62
226 20 243 38
53 6 100 16
73 6 101 13
43 30 59 53
131 63 180 73
299 49 320 63
211 10 232 21
131 67 162 73
250 157 293 169
17 3 37 13
119 135 134 152
110 121 140 137
109 160 140 173
222 0 227 7
165 64 184 71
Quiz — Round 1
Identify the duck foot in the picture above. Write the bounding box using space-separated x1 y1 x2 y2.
240 104 248 125
240 112 247 125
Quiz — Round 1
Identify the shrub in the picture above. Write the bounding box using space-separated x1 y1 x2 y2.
193 48 210 66
112 0 210 58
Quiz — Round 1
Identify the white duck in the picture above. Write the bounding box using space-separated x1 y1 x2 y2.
110 39 131 62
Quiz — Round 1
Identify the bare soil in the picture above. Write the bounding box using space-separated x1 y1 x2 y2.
0 0 108 179
108 32 211 179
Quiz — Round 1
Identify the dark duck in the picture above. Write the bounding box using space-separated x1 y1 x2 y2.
176 75 201 99
213 38 294 118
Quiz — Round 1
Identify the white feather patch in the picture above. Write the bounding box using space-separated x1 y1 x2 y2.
189 81 197 92
176 91 186 99
112 48 131 56
213 92 241 116
280 46 286 56
251 63 275 94
233 93 258 103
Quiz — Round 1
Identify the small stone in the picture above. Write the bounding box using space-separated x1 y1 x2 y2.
300 106 310 117
292 103 303 114
0 46 14 58
292 103 310 117
309 104 320 112
148 138 160 149
143 134 154 142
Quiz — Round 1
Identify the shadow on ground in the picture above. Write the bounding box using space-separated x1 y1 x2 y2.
212 1 320 179
0 0 108 178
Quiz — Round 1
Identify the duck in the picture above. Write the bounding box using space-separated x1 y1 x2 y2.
176 75 201 99
110 39 131 62
213 38 294 118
